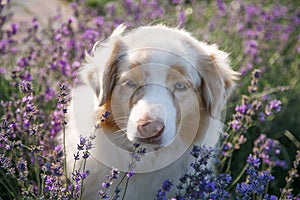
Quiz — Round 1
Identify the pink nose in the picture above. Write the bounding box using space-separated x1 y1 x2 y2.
137 119 165 138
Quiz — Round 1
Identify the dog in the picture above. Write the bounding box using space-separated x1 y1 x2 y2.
64 24 238 199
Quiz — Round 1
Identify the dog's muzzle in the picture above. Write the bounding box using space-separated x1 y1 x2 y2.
127 84 178 145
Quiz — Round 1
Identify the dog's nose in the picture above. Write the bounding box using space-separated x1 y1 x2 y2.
137 119 165 138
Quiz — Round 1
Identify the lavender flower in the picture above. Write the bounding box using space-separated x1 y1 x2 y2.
236 154 275 199
253 134 287 169
100 111 111 122
16 159 28 181
217 0 226 12
259 112 266 122
157 145 232 199
156 180 173 200
99 143 145 199
171 0 181 3
178 11 186 28
77 135 95 152
19 80 33 94
265 100 282 116
235 104 247 114
0 0 299 199
280 150 300 199
126 144 146 178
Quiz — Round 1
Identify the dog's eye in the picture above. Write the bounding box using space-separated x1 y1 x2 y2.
122 79 137 88
175 82 188 90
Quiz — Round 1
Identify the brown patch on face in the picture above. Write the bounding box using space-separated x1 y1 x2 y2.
130 61 142 69
119 51 150 86
167 69 179 90
167 65 193 90
171 64 188 77
127 49 151 69
128 86 145 109
121 65 145 86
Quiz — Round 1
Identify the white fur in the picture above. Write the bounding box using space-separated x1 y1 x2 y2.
64 25 239 199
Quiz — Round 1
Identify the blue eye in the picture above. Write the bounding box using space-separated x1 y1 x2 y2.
175 83 187 90
122 79 137 87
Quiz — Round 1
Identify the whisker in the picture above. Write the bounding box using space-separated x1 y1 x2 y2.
110 128 127 139
108 128 134 149
111 134 126 141
111 119 128 123
110 121 128 129
110 117 130 129
112 116 130 121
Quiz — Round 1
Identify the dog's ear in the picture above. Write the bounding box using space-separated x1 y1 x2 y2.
195 43 239 118
80 25 126 106
98 40 125 106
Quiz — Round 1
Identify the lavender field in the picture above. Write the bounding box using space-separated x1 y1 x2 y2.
0 0 299 199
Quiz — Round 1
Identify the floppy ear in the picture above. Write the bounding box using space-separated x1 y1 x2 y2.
98 40 126 106
80 25 127 106
197 44 239 118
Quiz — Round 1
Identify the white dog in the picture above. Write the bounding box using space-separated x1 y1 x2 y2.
64 25 238 199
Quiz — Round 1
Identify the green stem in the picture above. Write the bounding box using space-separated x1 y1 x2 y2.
79 159 87 200
21 144 49 160
227 163 248 191
225 156 232 174
70 152 79 195
35 154 41 195
63 112 68 187
41 174 45 196
111 173 127 199
0 170 16 198
121 177 130 200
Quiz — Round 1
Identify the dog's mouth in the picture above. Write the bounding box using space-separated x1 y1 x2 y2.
130 118 165 144
137 119 165 136
133 126 165 144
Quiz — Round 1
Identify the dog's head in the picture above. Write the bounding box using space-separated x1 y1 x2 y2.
80 25 238 149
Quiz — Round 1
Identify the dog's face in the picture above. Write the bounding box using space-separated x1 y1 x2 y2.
81 25 238 150
111 51 201 147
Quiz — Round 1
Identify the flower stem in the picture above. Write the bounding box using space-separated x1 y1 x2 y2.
109 173 127 200
79 159 87 199
21 144 49 160
35 154 41 195
121 177 130 200
227 163 248 191
63 112 68 187
0 170 15 198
